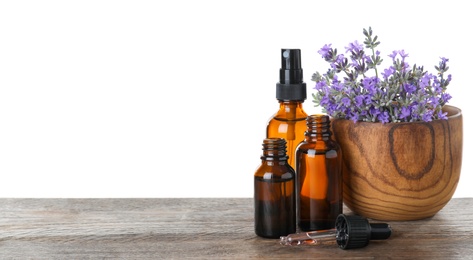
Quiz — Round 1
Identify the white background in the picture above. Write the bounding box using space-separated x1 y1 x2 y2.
0 0 471 198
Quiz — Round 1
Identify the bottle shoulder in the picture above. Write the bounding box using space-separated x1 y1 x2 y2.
269 102 308 121
296 140 341 152
254 163 295 179
268 116 307 123
271 110 308 121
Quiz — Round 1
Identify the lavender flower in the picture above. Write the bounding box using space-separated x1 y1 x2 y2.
312 27 452 123
318 44 332 59
399 106 411 120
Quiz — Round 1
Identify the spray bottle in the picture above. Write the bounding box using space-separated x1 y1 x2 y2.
266 49 308 170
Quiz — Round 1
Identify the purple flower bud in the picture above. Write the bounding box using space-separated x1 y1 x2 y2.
447 74 452 84
400 106 411 120
314 80 327 91
362 77 378 94
429 96 440 107
320 95 330 106
333 81 344 91
422 110 434 122
349 112 359 123
432 76 442 93
355 95 364 107
335 54 345 63
370 107 380 117
399 50 409 60
437 111 448 120
388 50 398 61
377 111 390 124
441 93 452 103
419 73 433 88
403 83 416 94
382 67 395 79
345 40 364 53
318 44 332 59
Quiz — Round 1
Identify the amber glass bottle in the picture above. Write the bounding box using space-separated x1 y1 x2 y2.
254 138 296 238
295 114 342 231
267 49 307 170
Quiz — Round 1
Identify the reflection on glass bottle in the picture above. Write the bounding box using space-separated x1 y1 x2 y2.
295 115 342 231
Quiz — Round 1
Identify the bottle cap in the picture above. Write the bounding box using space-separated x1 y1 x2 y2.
335 214 392 249
276 49 307 101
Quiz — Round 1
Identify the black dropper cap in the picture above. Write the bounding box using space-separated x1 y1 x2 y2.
276 49 307 101
335 214 392 250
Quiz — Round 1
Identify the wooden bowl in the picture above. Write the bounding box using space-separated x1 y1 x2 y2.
331 105 463 221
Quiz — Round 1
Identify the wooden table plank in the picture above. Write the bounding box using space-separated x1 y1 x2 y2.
0 198 472 259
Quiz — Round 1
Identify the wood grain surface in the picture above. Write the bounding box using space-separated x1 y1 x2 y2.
0 198 472 259
331 105 463 220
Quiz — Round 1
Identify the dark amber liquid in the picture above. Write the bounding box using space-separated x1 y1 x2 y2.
297 149 342 231
254 177 296 238
298 197 342 231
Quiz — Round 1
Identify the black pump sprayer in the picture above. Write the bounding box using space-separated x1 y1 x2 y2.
276 49 306 101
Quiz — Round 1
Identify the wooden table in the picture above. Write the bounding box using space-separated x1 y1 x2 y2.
0 198 472 259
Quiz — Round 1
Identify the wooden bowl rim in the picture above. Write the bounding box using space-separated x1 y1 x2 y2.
443 105 462 119
331 105 462 126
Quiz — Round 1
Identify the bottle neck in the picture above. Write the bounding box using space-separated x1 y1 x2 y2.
305 114 332 141
275 101 306 120
278 100 304 108
261 138 289 161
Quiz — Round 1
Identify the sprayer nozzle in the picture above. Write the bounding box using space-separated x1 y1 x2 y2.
279 49 303 84
281 49 302 71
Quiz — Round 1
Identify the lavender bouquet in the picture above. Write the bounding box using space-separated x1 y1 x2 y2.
312 27 452 123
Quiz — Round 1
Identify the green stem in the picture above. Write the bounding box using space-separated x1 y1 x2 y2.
370 47 378 79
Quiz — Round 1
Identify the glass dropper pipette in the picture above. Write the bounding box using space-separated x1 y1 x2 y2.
280 214 392 249
280 228 337 246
